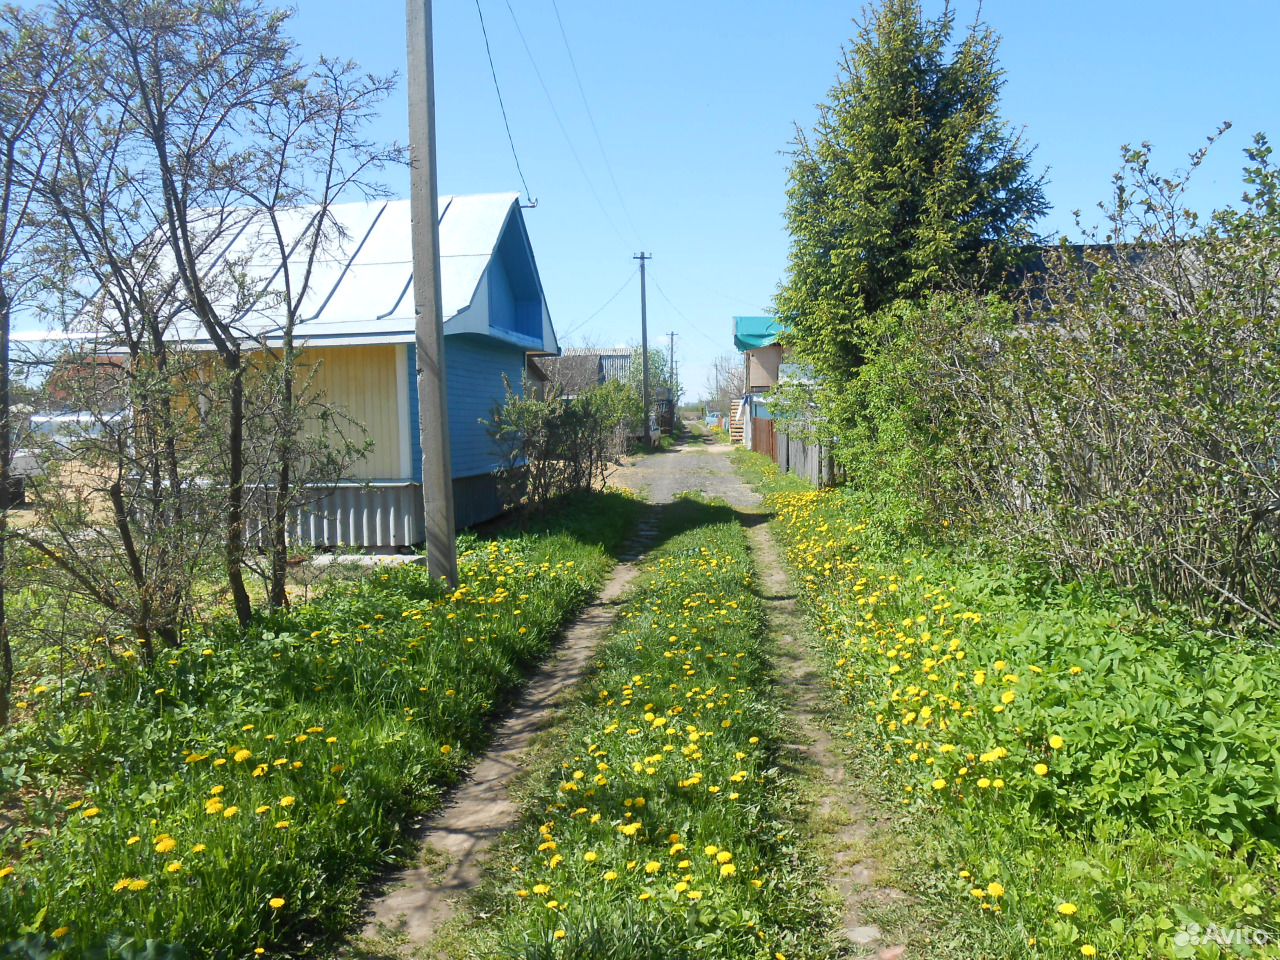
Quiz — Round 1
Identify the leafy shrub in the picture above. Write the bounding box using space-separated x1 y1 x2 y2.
488 378 639 512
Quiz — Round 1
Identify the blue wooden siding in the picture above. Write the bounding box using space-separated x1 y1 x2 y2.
443 334 526 479
406 338 524 483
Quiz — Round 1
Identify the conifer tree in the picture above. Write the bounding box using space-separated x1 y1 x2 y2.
776 0 1046 382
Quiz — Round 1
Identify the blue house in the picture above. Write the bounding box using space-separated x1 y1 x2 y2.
301 192 558 542
149 192 558 546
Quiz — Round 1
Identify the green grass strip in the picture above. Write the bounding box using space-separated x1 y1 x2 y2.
466 502 834 960
0 491 644 959
765 483 1280 959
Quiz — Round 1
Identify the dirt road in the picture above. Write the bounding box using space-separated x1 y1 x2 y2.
355 437 901 958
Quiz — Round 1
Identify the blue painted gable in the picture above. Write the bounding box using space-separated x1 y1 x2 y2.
402 196 553 501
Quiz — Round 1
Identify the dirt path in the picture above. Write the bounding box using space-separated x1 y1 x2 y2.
623 439 907 957
747 521 907 960
355 437 901 957
357 510 658 954
356 440 750 955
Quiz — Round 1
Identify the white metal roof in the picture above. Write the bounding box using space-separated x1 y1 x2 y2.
51 192 541 350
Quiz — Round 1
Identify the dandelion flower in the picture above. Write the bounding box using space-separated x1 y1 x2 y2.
1058 902 1078 916
1049 735 1065 750
52 927 70 939
1034 763 1049 776
269 897 285 909
154 837 177 854
1080 947 1096 958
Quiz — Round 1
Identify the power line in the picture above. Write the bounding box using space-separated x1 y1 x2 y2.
501 0 627 245
547 0 642 243
647 268 722 348
473 0 534 205
558 267 637 341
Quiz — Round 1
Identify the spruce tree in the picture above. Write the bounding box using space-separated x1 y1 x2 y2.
776 0 1047 382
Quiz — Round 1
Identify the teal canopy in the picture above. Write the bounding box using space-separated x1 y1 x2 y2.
733 316 785 352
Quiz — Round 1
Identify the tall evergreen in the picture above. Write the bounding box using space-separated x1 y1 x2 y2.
776 0 1047 381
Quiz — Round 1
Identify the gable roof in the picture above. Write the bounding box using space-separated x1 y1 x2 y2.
733 316 785 352
51 193 555 353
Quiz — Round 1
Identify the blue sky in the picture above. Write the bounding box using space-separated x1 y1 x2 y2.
126 2 1280 397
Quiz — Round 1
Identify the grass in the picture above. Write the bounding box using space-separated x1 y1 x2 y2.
733 446 1280 960
457 496 840 960
0 489 645 960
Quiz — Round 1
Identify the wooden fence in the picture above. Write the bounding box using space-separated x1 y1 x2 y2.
750 417 840 486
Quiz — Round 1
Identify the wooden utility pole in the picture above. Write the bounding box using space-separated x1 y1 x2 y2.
407 0 457 584
666 330 676 395
634 252 651 445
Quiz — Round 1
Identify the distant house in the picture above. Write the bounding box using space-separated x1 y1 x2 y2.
531 353 608 398
731 316 787 447
528 348 665 437
71 192 559 547
731 315 835 485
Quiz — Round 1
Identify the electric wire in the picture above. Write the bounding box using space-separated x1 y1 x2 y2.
547 0 642 244
558 267 637 341
501 0 627 245
474 0 534 205
647 267 722 348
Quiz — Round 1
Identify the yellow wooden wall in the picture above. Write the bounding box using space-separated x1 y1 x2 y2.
298 345 403 480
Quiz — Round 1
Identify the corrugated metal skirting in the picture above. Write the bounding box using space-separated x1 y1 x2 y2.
287 483 424 549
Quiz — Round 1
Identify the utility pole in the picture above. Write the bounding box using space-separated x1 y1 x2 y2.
634 253 651 446
666 331 677 428
666 330 676 393
407 0 457 584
